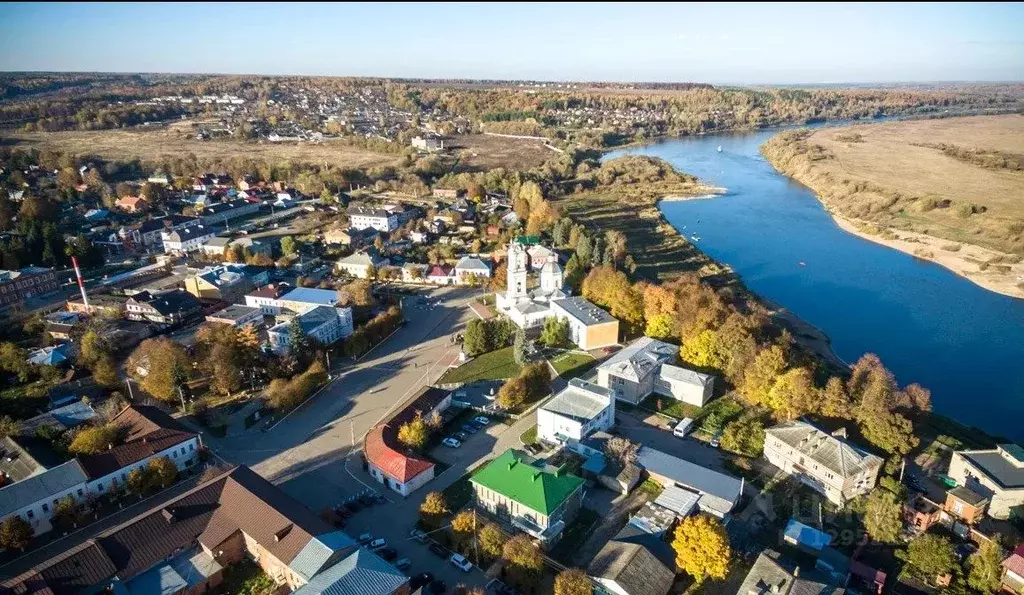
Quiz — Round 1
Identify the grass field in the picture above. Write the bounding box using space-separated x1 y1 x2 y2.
548 351 597 379
761 115 1024 295
2 123 402 169
438 346 521 384
448 133 555 171
2 121 556 173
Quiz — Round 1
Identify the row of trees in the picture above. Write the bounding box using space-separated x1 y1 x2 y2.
462 318 516 358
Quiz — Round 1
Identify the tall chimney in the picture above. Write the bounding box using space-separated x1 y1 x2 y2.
72 256 90 312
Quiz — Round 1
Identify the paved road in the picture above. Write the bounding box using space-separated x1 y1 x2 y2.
202 285 504 588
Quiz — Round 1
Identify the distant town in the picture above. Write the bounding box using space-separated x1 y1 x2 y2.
0 69 1023 595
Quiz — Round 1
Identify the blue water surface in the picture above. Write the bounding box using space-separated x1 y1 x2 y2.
606 130 1024 441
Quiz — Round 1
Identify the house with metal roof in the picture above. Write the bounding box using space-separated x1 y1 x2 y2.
0 459 88 536
347 204 398 232
276 287 340 313
597 336 715 406
588 538 675 595
764 420 883 506
537 378 615 444
454 256 491 284
161 224 215 253
291 549 408 595
365 387 452 497
948 444 1024 519
550 296 620 350
636 446 743 518
268 305 353 354
597 337 678 405
185 263 266 302
336 251 389 279
205 304 263 328
0 465 396 595
125 289 203 326
737 550 847 595
470 449 585 544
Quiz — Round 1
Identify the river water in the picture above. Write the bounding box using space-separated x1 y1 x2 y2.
606 129 1024 441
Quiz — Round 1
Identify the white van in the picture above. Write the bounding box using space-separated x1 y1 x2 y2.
673 418 694 438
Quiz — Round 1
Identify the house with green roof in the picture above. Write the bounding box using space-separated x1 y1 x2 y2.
469 449 585 544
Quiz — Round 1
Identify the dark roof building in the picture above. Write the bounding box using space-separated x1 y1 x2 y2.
0 466 387 595
78 406 198 480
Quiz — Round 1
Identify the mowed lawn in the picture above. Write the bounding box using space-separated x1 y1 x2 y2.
438 346 521 384
549 351 598 379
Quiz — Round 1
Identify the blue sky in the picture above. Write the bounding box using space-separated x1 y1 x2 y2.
1 2 1022 84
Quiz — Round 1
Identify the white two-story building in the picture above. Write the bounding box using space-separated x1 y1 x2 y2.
537 379 615 444
347 205 398 232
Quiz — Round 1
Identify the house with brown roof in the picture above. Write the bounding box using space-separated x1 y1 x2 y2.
78 406 200 497
0 466 406 595
365 387 451 496
1003 544 1024 594
115 195 148 214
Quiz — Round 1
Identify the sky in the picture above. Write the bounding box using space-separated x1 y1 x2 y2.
1 2 1022 84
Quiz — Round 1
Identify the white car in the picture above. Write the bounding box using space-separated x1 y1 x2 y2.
442 437 462 448
449 553 473 572
369 538 387 550
472 416 490 426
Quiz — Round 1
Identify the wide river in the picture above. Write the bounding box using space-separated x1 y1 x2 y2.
606 128 1024 441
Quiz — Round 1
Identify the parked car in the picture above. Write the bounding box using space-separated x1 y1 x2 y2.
429 542 448 558
394 558 411 571
409 529 427 543
377 546 398 561
449 553 473 572
710 434 721 448
673 418 694 438
454 431 469 442
442 437 462 448
357 533 373 544
428 580 448 594
411 573 434 590
369 538 387 550
460 423 478 434
472 416 490 426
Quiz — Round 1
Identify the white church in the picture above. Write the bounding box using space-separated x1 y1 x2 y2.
495 239 620 350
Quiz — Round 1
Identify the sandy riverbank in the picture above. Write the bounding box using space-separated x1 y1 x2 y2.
831 214 1024 299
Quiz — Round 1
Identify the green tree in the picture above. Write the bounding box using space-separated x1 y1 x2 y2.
554 568 592 595
463 319 489 357
280 236 297 256
820 376 852 419
478 523 506 560
148 455 178 488
860 487 903 543
397 414 430 450
765 367 817 420
502 533 543 588
0 515 32 551
0 342 31 383
740 345 788 406
563 253 585 292
671 515 731 583
680 330 726 371
539 316 569 347
498 376 528 410
127 466 155 494
512 327 527 365
967 539 1004 594
905 533 956 585
68 425 120 455
91 355 121 389
127 338 191 403
51 496 82 530
720 418 765 456
419 491 448 530
0 416 18 439
288 317 312 361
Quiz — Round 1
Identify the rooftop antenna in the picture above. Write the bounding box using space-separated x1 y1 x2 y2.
71 256 89 312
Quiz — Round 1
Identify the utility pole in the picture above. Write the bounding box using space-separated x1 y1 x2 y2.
125 378 135 401
899 458 906 483
177 385 187 414
473 508 479 568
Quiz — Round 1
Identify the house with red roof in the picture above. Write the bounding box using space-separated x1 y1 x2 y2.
1003 543 1024 593
365 387 451 496
79 405 201 497
115 195 148 214
425 263 455 286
